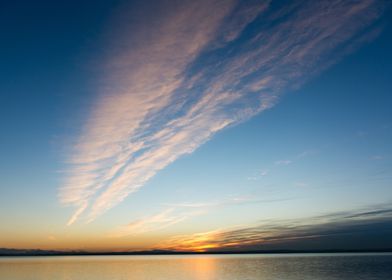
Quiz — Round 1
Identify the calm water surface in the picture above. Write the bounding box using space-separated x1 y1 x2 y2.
1 253 392 280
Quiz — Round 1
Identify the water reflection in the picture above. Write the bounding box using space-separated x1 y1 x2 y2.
1 253 392 280
181 256 216 280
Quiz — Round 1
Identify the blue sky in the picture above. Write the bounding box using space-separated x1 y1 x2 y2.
0 0 392 251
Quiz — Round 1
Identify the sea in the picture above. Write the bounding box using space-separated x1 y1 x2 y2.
1 253 392 280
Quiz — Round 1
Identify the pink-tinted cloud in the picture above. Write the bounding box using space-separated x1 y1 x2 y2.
60 0 387 225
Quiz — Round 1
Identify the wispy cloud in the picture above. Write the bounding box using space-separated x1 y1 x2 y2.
260 169 269 177
297 150 318 159
371 155 384 160
108 195 279 238
47 235 57 241
276 150 317 166
247 169 269 181
157 204 392 251
275 160 292 166
164 195 287 209
107 208 203 238
60 0 387 224
294 181 308 187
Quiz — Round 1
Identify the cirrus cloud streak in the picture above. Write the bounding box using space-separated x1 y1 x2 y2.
60 0 387 225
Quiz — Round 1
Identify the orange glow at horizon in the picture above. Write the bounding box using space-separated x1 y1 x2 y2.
156 229 256 252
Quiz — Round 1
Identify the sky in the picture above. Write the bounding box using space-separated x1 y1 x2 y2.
1 0 392 252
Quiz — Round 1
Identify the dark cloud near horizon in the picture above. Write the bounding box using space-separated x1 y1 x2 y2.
221 207 392 251
160 204 392 251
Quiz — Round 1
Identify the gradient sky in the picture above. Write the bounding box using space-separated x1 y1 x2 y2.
1 0 392 252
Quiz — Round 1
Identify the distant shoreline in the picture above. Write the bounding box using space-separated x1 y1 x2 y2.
1 249 392 257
